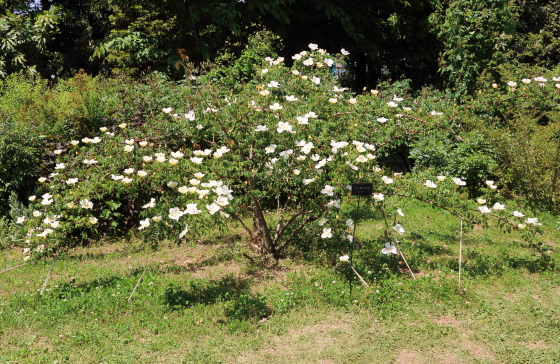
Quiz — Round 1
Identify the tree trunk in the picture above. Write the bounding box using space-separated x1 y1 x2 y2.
355 53 367 93
251 199 278 259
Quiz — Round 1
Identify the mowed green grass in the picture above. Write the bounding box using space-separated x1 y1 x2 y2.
1 201 560 364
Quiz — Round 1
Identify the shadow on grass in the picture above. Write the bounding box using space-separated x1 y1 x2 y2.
62 244 149 262
163 275 270 321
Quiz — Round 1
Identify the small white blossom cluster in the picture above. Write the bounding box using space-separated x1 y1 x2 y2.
499 76 560 90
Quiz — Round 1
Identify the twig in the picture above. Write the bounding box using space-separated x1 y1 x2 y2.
331 111 354 117
400 113 439 127
350 265 369 287
0 262 29 274
272 195 292 242
128 253 155 302
484 94 529 105
277 214 318 251
390 193 516 228
232 212 254 241
399 251 416 280
40 258 57 295
272 207 312 246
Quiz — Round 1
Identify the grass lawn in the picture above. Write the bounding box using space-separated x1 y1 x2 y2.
1 201 559 363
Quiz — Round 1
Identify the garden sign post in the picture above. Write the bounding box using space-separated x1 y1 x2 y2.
349 183 373 299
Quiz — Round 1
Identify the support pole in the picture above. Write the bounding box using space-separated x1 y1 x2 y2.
349 196 361 300
128 253 155 302
458 219 463 287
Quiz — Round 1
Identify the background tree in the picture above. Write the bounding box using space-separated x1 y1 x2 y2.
0 1 61 77
510 0 560 69
430 0 517 95
40 0 112 77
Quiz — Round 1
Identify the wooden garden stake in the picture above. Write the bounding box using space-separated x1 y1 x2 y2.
128 253 155 302
399 251 416 280
40 258 56 295
350 265 369 287
0 262 29 274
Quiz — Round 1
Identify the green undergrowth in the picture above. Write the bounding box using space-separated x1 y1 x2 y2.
1 202 559 363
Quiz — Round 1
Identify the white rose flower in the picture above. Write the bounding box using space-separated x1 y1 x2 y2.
321 228 332 239
479 206 492 214
393 224 405 235
190 157 203 164
139 218 150 230
80 199 93 209
185 203 201 215
270 103 283 111
206 203 220 215
277 122 293 133
168 207 184 221
424 180 437 188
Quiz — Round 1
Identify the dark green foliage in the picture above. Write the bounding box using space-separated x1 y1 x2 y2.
511 0 560 68
430 0 517 94
0 120 42 216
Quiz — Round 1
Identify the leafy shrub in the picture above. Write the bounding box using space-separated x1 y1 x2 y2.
14 46 545 267
0 118 43 216
471 66 560 210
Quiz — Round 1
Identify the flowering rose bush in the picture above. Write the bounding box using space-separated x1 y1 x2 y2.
411 65 560 209
16 44 546 262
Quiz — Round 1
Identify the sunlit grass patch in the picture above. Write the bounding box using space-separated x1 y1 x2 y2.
1 202 559 363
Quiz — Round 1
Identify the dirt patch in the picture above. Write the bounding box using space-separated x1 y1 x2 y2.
186 261 243 280
524 340 548 349
461 340 495 361
434 351 462 364
432 316 495 362
394 349 424 364
433 315 462 329
2 329 53 353
235 315 354 363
